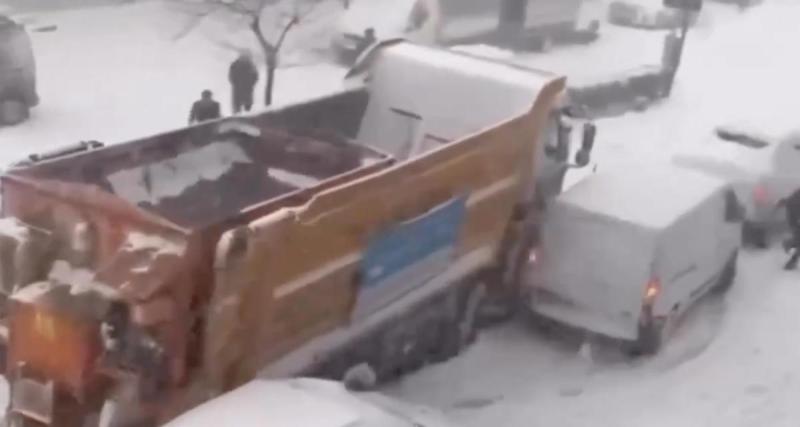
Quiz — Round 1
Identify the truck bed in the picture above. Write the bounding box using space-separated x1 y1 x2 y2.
7 101 388 230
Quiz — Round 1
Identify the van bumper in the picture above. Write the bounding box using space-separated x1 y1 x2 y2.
527 290 638 341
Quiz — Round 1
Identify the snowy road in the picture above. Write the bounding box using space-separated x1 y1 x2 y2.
385 1 800 426
1 0 799 426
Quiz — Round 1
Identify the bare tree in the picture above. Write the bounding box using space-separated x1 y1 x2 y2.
171 0 336 106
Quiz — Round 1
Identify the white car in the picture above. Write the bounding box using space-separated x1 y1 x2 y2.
672 126 800 247
164 378 454 427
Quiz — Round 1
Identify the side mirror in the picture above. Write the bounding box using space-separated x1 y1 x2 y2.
581 122 596 153
546 120 571 162
724 189 745 223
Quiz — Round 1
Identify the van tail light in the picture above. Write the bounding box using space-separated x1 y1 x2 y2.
643 278 661 306
753 185 770 206
527 248 540 266
640 277 661 322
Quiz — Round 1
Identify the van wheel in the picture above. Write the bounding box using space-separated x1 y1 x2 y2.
742 222 768 249
0 99 29 126
634 322 663 356
712 251 738 295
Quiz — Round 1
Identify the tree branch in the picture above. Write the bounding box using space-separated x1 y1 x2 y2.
274 14 299 52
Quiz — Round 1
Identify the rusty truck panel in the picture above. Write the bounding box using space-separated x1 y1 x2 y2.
206 74 565 390
0 91 392 406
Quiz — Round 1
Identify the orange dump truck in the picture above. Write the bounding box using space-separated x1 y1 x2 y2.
0 41 594 426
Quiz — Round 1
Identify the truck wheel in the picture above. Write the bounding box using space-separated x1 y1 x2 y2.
459 283 486 346
712 251 738 295
427 317 461 363
0 99 29 126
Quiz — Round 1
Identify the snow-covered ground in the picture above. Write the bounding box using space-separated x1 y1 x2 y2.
384 1 800 426
0 0 347 166
1 0 799 426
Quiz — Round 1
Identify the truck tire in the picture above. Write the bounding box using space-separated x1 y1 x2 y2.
458 283 486 346
711 251 738 295
0 99 29 126
428 317 461 363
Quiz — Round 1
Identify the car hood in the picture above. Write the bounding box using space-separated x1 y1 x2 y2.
164 378 454 427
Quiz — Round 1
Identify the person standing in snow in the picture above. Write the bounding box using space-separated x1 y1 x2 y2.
355 28 377 58
228 52 259 114
779 188 800 270
188 90 221 124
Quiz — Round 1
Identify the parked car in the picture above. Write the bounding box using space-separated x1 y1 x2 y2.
164 378 454 427
526 166 742 354
0 15 37 125
673 126 800 248
331 0 600 63
608 0 698 30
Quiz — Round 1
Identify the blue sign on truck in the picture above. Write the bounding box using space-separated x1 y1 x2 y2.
353 196 468 319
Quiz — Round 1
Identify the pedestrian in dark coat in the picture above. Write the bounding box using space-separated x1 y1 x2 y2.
780 188 800 270
188 90 221 124
355 28 377 57
229 52 259 113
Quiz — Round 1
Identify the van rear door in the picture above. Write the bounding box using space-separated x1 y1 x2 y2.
534 209 655 340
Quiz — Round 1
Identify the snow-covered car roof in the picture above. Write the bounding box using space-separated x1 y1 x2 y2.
671 126 781 179
164 378 452 427
555 165 727 230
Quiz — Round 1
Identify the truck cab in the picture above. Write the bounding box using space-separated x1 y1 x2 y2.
0 15 37 125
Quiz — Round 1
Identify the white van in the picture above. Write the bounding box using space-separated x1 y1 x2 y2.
331 0 600 63
526 166 742 354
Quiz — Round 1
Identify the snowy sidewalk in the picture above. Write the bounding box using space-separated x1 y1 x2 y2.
0 1 347 166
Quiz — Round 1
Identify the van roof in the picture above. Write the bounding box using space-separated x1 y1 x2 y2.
556 165 727 230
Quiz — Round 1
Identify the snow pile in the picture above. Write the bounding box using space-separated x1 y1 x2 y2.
268 168 320 188
122 231 185 257
0 217 31 242
48 259 118 297
106 141 252 205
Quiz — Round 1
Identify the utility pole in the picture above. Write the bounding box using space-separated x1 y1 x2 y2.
662 0 702 97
